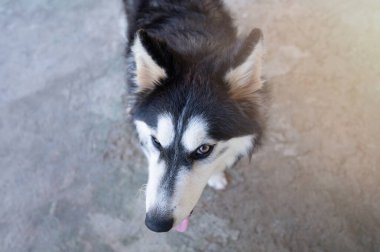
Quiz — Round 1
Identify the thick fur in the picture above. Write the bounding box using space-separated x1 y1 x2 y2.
124 0 267 232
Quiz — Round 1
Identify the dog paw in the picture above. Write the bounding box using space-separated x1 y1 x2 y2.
207 171 228 190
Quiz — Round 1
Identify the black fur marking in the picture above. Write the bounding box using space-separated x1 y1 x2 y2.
137 30 175 76
230 28 263 69
159 145 191 197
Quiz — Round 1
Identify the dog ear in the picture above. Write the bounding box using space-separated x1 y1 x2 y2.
130 30 168 92
225 28 264 101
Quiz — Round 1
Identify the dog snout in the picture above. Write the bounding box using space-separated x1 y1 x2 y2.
145 211 174 232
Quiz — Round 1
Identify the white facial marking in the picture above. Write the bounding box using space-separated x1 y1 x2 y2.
212 135 254 169
172 134 254 226
145 159 166 212
135 118 175 213
181 116 209 152
136 117 256 226
134 120 152 145
156 114 175 148
134 120 155 158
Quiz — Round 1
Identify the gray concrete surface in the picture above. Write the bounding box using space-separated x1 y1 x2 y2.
1 0 380 251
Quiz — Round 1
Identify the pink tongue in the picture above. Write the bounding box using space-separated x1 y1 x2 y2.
175 216 189 232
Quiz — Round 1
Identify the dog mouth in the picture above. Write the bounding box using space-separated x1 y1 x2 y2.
175 210 193 232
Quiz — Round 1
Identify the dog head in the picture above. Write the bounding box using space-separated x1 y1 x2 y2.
128 29 265 232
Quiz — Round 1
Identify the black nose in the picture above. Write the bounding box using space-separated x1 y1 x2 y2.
145 212 174 232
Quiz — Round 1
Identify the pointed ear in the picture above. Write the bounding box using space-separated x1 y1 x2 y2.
225 28 264 101
130 30 168 92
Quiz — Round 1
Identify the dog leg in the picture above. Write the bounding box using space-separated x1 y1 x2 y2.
207 170 228 190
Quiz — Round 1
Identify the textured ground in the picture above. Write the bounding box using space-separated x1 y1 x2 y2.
1 0 380 251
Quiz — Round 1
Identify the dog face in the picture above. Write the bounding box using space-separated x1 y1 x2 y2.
128 29 264 232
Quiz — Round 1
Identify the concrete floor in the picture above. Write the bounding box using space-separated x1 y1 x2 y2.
1 0 380 251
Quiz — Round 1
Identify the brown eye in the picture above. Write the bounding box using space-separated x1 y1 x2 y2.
192 144 214 160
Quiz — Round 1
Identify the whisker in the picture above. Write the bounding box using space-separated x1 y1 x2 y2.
137 184 147 200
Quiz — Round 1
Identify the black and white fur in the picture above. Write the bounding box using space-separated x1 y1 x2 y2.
124 0 266 232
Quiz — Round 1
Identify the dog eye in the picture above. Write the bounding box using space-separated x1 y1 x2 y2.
192 144 214 160
151 136 162 149
197 144 211 154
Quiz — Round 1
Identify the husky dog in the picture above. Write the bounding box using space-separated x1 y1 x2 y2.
124 0 266 233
